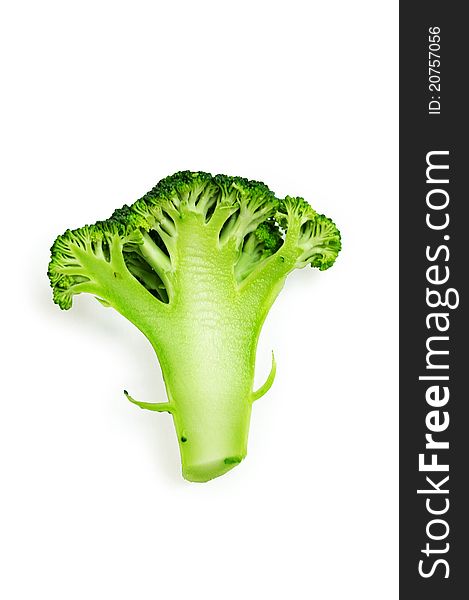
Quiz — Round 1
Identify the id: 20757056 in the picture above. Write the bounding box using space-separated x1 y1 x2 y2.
428 26 441 115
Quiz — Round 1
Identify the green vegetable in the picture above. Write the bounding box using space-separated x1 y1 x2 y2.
48 171 341 482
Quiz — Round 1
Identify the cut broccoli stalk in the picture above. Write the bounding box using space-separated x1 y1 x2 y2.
48 171 341 482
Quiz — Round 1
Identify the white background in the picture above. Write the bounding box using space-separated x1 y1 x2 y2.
1 1 398 598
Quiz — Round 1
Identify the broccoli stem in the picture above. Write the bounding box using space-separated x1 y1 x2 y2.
147 305 274 481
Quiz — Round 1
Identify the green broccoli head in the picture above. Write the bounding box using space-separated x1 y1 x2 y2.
48 171 341 482
48 171 341 310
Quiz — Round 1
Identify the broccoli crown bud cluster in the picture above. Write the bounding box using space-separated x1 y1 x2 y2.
48 171 341 309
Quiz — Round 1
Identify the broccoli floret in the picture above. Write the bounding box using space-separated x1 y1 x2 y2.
48 171 341 482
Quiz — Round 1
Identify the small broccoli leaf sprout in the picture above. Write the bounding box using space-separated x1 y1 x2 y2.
48 171 341 482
